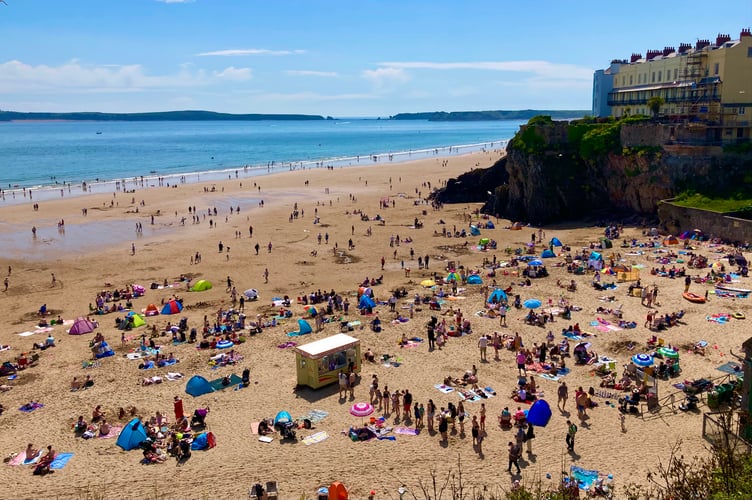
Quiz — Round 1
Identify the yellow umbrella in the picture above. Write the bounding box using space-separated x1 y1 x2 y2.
421 279 436 287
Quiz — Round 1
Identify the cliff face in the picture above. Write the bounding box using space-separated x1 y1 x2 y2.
431 157 509 204
486 120 752 224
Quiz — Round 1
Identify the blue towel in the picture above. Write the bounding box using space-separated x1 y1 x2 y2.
569 465 599 490
19 403 44 413
50 453 74 469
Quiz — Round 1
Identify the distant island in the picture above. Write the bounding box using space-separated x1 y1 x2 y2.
0 110 327 122
391 110 590 121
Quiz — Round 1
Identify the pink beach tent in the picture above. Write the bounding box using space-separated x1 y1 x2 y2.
68 317 98 335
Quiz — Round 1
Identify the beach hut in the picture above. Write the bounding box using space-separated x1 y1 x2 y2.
190 279 213 292
68 317 97 335
294 333 361 389
116 418 148 451
161 299 183 315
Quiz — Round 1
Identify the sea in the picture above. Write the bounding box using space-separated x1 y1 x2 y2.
0 119 523 204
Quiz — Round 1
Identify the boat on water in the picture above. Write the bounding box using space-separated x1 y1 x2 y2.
715 284 752 294
96 131 102 135
683 292 706 303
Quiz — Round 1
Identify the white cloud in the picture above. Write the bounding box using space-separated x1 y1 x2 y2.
196 49 305 57
214 66 252 81
361 67 409 88
285 70 338 78
0 60 251 93
377 60 593 82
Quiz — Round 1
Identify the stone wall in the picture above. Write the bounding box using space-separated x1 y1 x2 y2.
657 199 752 243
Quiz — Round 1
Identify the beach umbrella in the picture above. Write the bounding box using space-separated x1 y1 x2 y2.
350 402 374 424
421 279 436 287
528 259 544 266
523 299 542 309
631 353 654 367
657 347 680 360
243 288 259 300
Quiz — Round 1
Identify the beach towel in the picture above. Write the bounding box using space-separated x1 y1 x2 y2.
717 362 744 376
277 341 297 349
458 390 481 402
16 331 36 337
98 426 122 439
250 422 261 435
258 436 274 443
7 450 42 466
394 427 419 436
403 341 421 348
49 453 74 470
569 465 600 490
298 409 329 424
302 431 329 445
539 373 561 381
209 374 243 391
126 353 142 360
434 384 454 394
166 372 184 381
19 403 44 413
562 332 584 341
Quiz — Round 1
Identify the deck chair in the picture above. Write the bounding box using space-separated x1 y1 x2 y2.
266 481 278 500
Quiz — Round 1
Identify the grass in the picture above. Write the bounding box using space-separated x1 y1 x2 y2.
670 192 752 213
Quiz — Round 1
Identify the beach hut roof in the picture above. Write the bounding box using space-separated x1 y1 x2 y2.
294 333 359 359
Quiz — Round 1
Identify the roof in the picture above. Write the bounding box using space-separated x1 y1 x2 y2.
295 333 360 358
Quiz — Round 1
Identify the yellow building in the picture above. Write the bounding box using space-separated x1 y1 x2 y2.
600 29 752 143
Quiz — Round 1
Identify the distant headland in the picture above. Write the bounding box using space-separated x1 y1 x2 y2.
0 109 590 122
0 110 327 122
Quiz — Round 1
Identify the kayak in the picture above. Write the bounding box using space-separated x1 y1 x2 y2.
683 292 706 303
715 285 752 294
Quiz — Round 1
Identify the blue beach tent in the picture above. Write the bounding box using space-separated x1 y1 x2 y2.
116 418 148 451
550 237 563 247
488 288 508 304
486 221 495 229
541 249 556 258
288 319 313 337
527 399 553 427
358 294 376 310
467 275 483 285
186 375 215 397
274 410 293 425
470 225 481 236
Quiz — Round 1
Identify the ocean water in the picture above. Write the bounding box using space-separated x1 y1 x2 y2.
0 119 522 200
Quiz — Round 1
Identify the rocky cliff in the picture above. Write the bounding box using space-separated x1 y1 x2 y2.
433 117 752 224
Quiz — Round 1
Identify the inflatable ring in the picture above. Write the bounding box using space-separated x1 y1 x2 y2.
216 340 234 349
732 312 746 320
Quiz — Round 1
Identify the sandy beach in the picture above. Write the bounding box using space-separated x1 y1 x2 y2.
0 149 748 499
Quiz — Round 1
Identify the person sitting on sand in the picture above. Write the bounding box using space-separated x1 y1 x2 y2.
70 377 82 391
92 405 105 422
364 348 375 363
258 419 272 435
74 416 87 433
25 443 39 460
99 419 111 436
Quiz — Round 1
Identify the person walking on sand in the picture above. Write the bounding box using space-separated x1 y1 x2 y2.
507 441 521 474
3 277 8 291
566 420 577 451
558 381 568 410
478 334 488 362
50 273 56 287
263 268 269 284
131 243 135 256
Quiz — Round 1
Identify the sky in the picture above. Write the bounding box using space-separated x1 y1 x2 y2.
0 0 750 117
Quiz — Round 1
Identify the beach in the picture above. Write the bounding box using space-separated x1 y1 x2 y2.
0 149 748 499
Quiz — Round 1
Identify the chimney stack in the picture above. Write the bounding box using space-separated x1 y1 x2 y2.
678 43 691 54
716 33 731 46
630 53 642 63
695 39 710 50
662 46 675 56
740 28 751 38
646 49 661 61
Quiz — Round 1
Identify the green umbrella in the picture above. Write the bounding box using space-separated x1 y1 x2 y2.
657 347 679 359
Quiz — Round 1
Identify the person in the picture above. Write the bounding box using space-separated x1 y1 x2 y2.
25 443 39 460
566 419 577 451
73 416 87 433
480 402 487 433
525 422 535 454
92 405 105 422
558 381 568 410
507 441 522 474
257 419 272 435
438 411 449 442
478 335 488 362
471 415 480 446
99 419 111 436
364 348 375 363
70 377 82 391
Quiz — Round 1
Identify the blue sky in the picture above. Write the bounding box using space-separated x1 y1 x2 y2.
0 0 750 116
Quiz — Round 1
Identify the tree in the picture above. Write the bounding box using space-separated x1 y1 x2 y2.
647 96 665 120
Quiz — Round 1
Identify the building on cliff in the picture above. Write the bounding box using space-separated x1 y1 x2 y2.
593 29 752 144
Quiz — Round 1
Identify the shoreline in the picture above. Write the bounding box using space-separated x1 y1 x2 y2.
0 138 509 206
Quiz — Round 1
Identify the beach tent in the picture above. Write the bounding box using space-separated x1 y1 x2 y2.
161 299 183 315
470 225 481 236
274 410 293 426
144 304 160 317
116 418 148 451
358 294 376 310
190 432 216 450
288 319 313 337
120 312 146 329
328 482 349 500
243 289 259 300
479 237 490 247
510 222 523 230
663 235 679 246
486 221 495 229
357 286 373 298
446 272 460 283
541 249 556 258
488 288 508 304
526 399 552 427
550 237 563 247
190 280 213 292
185 375 215 397
467 275 483 285
588 251 604 271
68 317 97 335
599 237 613 249
528 259 544 267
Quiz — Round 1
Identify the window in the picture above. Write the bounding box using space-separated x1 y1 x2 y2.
740 107 746 116
629 75 633 85
674 69 678 80
658 71 662 82
652 72 655 83
748 47 752 57
714 63 719 75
